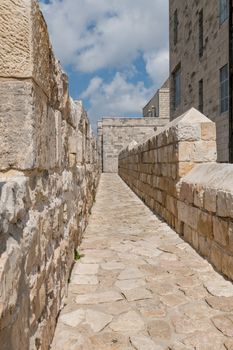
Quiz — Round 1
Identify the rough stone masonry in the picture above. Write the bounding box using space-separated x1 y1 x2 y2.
0 1 100 349
119 108 233 283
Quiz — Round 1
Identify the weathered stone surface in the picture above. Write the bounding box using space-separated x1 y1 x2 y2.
60 309 85 327
75 291 124 305
130 335 163 350
0 2 100 349
206 296 233 312
118 267 144 280
115 279 146 291
212 314 233 337
73 263 99 275
71 275 99 285
52 174 233 350
101 262 125 270
122 288 153 302
204 279 233 297
148 320 172 340
110 311 145 333
85 309 113 332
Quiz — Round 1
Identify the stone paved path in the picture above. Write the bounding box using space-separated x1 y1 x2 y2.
51 174 233 350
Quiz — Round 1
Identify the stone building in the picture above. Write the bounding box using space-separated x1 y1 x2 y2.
98 116 169 173
169 0 233 162
143 78 170 119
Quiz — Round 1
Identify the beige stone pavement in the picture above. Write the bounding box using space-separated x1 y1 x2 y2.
51 174 233 350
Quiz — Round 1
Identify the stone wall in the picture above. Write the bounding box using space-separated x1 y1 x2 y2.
143 78 170 119
0 1 100 349
100 117 169 173
169 0 229 162
119 108 233 282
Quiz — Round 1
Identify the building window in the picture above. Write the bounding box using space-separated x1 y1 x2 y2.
220 64 229 113
173 66 181 109
219 0 229 24
174 9 178 45
199 9 204 58
199 79 203 113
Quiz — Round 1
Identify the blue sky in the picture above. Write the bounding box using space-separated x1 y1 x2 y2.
39 0 169 129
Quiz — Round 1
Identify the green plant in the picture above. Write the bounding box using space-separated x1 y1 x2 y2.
74 249 84 261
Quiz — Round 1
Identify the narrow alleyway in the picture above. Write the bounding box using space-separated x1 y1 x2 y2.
51 174 233 350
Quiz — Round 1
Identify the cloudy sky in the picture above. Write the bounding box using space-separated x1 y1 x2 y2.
39 0 169 128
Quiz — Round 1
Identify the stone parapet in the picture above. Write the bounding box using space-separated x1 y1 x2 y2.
118 108 233 281
0 1 100 349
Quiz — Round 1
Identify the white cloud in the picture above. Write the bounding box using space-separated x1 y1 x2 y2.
40 0 169 127
81 72 154 128
144 50 169 85
41 0 169 80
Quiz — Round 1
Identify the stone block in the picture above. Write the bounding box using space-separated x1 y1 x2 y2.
204 188 217 213
177 162 195 178
210 243 223 270
213 217 229 247
201 122 216 141
197 210 213 238
199 236 211 258
217 191 233 219
55 111 62 167
177 201 198 230
194 186 204 208
222 254 233 280
0 0 52 98
0 80 57 171
183 224 192 243
179 182 194 204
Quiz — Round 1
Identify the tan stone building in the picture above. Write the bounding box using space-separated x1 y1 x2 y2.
98 116 169 173
169 0 233 162
143 78 170 119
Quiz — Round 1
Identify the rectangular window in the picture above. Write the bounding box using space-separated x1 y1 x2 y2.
220 64 229 113
199 9 204 58
174 9 178 45
173 66 181 109
199 79 203 113
220 0 229 24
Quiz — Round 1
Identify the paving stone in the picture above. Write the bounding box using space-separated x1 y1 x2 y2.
115 279 146 291
137 300 167 318
204 279 233 297
75 291 124 305
85 309 113 332
60 309 85 327
148 319 172 341
211 314 233 337
118 267 144 280
73 263 99 275
130 335 163 350
206 296 233 312
51 174 233 349
182 331 226 350
90 332 131 350
169 342 193 350
225 339 233 350
101 262 125 270
171 314 212 334
71 275 99 285
122 288 153 302
109 311 145 333
160 293 186 307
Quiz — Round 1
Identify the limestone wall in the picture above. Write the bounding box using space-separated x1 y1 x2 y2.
143 78 170 119
119 108 233 281
169 0 229 162
100 117 169 173
0 1 100 349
